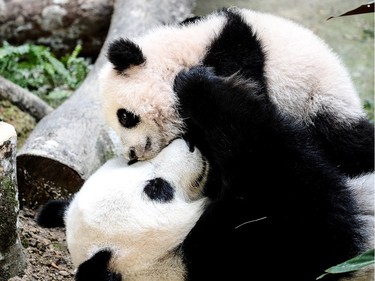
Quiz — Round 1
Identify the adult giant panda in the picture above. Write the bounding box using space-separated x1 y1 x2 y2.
99 7 374 178
173 66 374 281
38 70 373 281
37 138 210 281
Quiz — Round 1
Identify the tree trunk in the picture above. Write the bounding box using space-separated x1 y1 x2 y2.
0 0 114 58
0 75 53 122
0 122 26 281
17 0 195 208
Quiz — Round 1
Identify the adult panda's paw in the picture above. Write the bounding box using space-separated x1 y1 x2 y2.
174 66 217 119
75 250 122 281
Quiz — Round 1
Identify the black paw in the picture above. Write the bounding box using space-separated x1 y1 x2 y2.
174 66 215 96
36 199 70 228
174 66 217 118
75 250 122 281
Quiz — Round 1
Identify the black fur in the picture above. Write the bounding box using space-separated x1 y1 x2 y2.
116 108 140 129
175 66 364 281
179 16 202 25
310 112 374 177
202 9 267 92
144 178 175 202
107 38 145 72
75 250 122 281
201 8 373 178
36 199 70 228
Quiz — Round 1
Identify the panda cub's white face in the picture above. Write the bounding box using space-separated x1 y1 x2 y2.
99 62 185 161
99 15 225 161
65 139 209 276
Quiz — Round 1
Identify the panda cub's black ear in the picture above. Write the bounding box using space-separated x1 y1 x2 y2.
107 38 145 72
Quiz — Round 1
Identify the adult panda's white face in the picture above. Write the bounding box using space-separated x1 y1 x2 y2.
65 139 209 276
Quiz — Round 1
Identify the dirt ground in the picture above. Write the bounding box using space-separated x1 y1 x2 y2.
8 208 74 281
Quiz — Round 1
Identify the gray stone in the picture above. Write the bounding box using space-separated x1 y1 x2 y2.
0 122 26 281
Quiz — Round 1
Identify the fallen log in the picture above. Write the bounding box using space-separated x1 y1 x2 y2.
0 0 114 58
17 0 195 208
0 75 53 122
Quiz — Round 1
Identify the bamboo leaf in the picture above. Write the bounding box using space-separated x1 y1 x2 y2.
317 249 374 280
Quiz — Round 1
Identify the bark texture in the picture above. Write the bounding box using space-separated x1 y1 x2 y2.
17 0 196 208
0 122 26 280
0 75 53 122
0 0 114 58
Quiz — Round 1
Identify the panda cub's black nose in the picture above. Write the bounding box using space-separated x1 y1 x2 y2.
129 147 137 161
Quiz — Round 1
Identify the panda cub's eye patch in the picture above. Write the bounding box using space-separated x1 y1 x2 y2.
144 178 175 202
117 108 140 128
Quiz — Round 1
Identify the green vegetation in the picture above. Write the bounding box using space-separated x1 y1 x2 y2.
0 100 36 148
317 248 374 279
0 42 90 108
364 99 374 121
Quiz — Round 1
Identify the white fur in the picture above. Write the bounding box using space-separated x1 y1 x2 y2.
337 172 375 281
65 139 209 280
240 9 364 123
99 7 366 160
346 172 374 250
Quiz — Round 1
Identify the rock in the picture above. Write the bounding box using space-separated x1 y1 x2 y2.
0 122 26 280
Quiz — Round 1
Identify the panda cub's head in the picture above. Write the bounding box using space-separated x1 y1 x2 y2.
65 138 209 279
99 16 223 161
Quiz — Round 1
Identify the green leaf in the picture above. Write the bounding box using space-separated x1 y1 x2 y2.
0 42 30 59
44 52 70 79
317 249 374 280
0 41 90 107
63 44 82 66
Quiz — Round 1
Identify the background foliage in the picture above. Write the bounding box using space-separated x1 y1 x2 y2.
0 42 90 108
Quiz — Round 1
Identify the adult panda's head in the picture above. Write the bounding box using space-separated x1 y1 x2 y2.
64 138 209 279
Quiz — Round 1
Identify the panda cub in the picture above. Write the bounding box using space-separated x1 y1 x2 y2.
37 138 209 281
99 7 374 178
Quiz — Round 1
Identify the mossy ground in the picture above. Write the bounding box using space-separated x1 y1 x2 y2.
0 100 36 149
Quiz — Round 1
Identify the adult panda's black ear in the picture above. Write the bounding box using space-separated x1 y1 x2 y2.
107 38 145 72
36 199 70 228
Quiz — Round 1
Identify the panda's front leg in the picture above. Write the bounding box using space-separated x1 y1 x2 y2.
75 250 122 281
174 66 270 164
174 66 216 122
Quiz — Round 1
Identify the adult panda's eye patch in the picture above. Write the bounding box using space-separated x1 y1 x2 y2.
144 178 175 202
117 108 140 128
